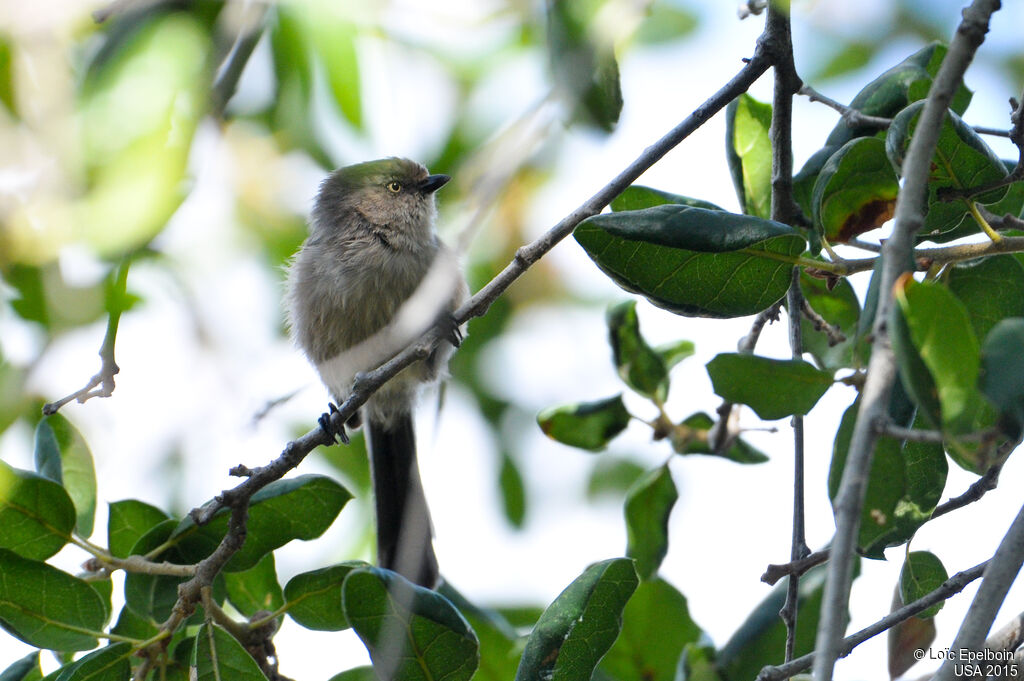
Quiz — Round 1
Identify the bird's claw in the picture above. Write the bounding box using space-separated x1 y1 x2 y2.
438 313 463 348
318 403 349 444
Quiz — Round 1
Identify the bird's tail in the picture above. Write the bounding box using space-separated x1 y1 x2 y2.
366 413 439 588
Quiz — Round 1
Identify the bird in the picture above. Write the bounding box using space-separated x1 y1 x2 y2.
285 157 466 587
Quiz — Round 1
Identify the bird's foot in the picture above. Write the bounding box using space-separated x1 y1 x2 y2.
436 313 463 348
318 403 350 444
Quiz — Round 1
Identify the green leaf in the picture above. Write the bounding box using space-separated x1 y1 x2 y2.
0 653 41 681
0 460 75 560
343 568 479 681
123 519 184 621
980 318 1024 439
674 412 769 464
515 558 638 681
0 35 14 117
812 137 898 243
0 548 108 651
811 41 877 82
798 273 861 372
224 552 284 618
498 451 527 528
607 300 669 400
947 256 1024 342
107 499 171 559
327 668 376 681
172 474 352 571
886 102 1009 241
726 94 773 219
679 642 722 681
892 276 985 433
546 0 622 131
633 4 698 44
657 339 696 369
54 642 131 681
574 205 806 318
308 9 361 129
538 395 631 452
600 578 703 681
437 583 520 681
610 186 723 212
33 414 97 538
706 354 833 420
900 551 948 619
194 623 270 681
624 465 677 581
284 561 367 631
829 402 946 558
586 457 647 500
109 605 158 641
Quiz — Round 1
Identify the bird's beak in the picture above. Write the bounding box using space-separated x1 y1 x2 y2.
419 174 451 194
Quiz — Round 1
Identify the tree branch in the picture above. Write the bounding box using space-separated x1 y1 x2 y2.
812 4 1001 681
759 560 989 681
932 463 1002 520
762 548 830 586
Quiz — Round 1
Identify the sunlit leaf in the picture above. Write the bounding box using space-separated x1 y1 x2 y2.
726 94 773 219
53 642 131 681
194 623 270 681
34 414 97 538
812 137 898 243
0 460 75 560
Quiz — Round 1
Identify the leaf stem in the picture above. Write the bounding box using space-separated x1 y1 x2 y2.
970 200 1003 242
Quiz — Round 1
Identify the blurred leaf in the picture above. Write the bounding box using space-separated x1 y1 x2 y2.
726 94 773 219
224 552 284 618
538 395 632 452
498 451 527 528
680 642 723 681
34 414 97 538
886 102 1008 241
607 300 669 400
624 465 677 581
0 460 75 560
284 561 368 631
706 354 833 420
812 41 876 82
437 583 520 681
0 653 41 681
829 402 946 558
798 273 861 372
812 137 898 243
0 548 108 651
0 35 14 117
53 642 131 681
888 587 935 680
980 318 1024 439
586 457 647 500
327 668 376 681
343 568 479 681
307 7 362 129
611 186 723 212
657 339 696 369
546 0 622 131
633 3 698 44
947 256 1024 342
900 551 948 619
172 474 352 571
600 577 703 681
675 412 769 464
515 558 638 681
0 354 28 435
575 206 806 318
107 499 171 559
194 623 269 681
1 263 106 331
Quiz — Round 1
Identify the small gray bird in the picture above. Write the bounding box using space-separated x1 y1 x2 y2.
285 157 466 588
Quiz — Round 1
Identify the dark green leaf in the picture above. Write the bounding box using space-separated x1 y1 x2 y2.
224 552 284 618
0 653 41 681
794 145 841 224
947 256 1024 342
343 568 479 681
706 354 832 420
886 102 1008 240
537 395 631 452
607 300 669 400
674 412 769 464
0 460 75 560
0 35 14 116
574 206 806 318
812 137 898 244
611 186 723 212
109 605 158 641
327 668 376 681
284 561 367 631
437 583 519 681
33 414 97 538
798 273 861 371
107 499 171 559
515 558 638 681
980 318 1024 438
829 402 945 558
624 465 677 581
54 642 131 681
498 451 526 528
0 548 108 651
194 623 270 681
123 520 185 621
900 551 948 619
600 577 702 681
726 94 773 219
172 474 352 571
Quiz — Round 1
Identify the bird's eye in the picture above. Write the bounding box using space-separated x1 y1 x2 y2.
386 181 402 193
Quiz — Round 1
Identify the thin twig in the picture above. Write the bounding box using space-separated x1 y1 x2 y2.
211 4 268 119
762 548 830 586
812 4 1001 681
758 560 989 681
932 463 1002 520
43 258 130 415
800 299 846 346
